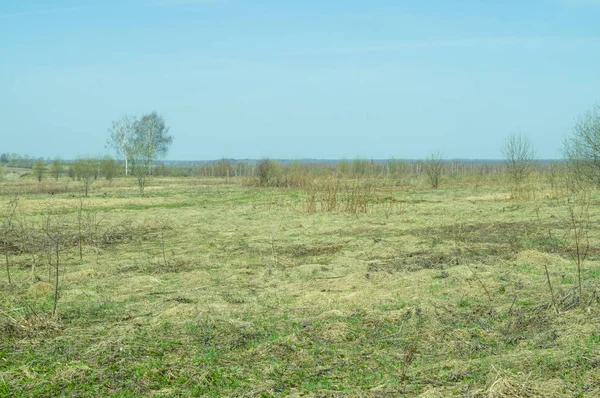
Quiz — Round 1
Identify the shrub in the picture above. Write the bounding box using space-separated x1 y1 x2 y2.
423 151 443 189
32 159 45 183
256 159 280 187
502 133 536 187
101 156 120 183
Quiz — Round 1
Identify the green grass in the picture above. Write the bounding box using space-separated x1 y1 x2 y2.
1 175 599 396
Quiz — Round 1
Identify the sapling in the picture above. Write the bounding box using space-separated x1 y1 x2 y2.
157 218 170 268
564 190 591 302
423 151 444 189
77 195 85 262
42 210 66 315
2 195 19 284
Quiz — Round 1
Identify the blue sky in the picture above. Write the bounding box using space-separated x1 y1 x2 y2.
1 0 600 160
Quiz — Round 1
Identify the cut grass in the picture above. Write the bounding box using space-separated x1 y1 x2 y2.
1 176 599 396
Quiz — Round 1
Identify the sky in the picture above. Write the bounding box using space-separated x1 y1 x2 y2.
1 0 600 160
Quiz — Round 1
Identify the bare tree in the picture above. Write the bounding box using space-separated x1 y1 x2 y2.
563 190 591 302
423 151 443 189
2 196 19 284
563 104 600 187
42 210 66 315
502 133 536 186
107 115 137 176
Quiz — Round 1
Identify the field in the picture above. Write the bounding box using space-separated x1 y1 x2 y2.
1 170 600 397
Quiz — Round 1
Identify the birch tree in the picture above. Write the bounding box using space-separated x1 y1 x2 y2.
133 112 173 176
125 112 173 196
107 115 136 176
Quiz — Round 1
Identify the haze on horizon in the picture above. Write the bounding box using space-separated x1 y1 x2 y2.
2 0 600 161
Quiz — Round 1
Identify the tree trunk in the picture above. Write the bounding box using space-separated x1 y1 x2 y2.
53 239 60 315
5 250 11 285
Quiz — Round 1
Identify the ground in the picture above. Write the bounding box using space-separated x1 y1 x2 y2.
1 173 599 397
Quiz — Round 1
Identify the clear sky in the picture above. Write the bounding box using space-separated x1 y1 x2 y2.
1 0 600 160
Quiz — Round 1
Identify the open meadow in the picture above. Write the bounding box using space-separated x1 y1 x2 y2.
1 168 600 397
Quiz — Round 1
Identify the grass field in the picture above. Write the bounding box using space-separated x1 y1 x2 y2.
1 172 600 397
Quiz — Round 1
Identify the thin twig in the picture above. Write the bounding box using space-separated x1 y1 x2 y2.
465 263 494 308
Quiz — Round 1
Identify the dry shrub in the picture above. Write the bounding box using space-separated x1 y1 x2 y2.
305 184 317 213
304 178 374 214
509 183 539 201
423 151 444 189
498 308 552 346
247 161 317 188
256 159 280 187
343 179 373 213
73 217 172 248
305 179 340 213
282 168 313 189
1 307 61 338
554 284 600 311
320 178 339 211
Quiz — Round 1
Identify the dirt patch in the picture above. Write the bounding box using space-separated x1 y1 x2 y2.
419 221 541 245
368 251 460 273
283 243 344 257
410 221 595 258
96 219 172 247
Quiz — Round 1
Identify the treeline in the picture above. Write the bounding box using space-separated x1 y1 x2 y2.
2 154 560 181
153 158 513 179
0 153 564 181
0 153 44 168
152 157 561 186
6 156 119 185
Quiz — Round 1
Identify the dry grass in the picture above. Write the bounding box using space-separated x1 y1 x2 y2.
0 175 599 396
